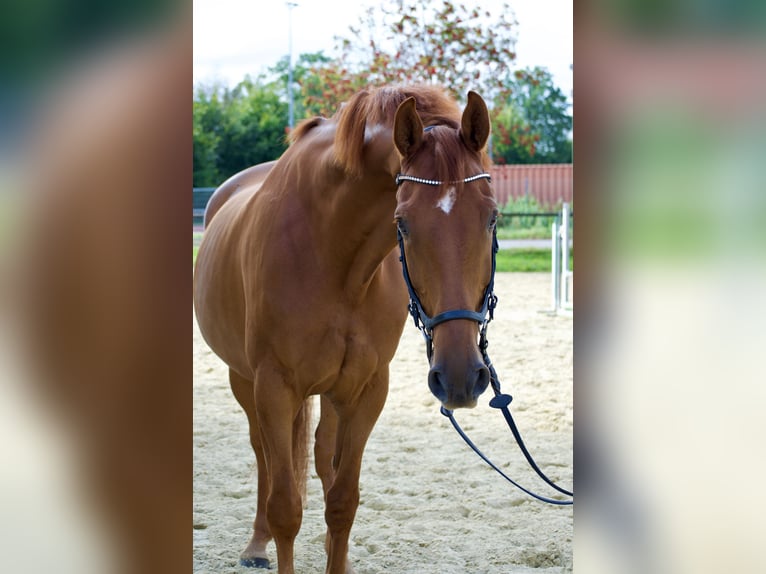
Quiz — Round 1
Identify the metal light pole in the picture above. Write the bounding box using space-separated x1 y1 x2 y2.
287 2 298 130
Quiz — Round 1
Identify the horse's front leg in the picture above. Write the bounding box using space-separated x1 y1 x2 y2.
315 395 338 500
324 369 389 574
254 362 304 574
315 396 356 574
229 369 273 568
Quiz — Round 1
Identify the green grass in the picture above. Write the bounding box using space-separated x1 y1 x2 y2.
193 232 202 265
496 227 551 240
194 237 571 274
496 248 573 272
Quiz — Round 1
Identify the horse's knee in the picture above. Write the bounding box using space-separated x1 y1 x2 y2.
325 485 359 533
266 485 302 539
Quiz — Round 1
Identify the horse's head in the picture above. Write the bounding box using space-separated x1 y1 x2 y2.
393 92 498 410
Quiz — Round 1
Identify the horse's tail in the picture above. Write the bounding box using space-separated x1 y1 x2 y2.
292 397 314 504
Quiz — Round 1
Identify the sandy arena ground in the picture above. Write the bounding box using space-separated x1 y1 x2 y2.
194 272 573 573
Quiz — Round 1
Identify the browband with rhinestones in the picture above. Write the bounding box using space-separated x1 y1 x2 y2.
395 172 492 187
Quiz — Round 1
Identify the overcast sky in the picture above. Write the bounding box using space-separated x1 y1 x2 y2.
193 0 572 97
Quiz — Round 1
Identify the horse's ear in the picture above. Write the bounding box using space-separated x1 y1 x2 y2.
460 91 490 152
393 97 424 157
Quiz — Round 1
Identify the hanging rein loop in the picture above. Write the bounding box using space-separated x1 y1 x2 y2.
395 171 573 506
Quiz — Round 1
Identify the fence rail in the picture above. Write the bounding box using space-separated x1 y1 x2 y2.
193 187 216 225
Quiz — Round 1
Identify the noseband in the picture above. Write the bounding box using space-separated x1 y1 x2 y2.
394 171 497 363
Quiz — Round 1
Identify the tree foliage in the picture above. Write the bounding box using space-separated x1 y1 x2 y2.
192 78 289 187
267 52 335 121
492 67 572 164
302 0 518 116
193 89 225 187
491 103 538 164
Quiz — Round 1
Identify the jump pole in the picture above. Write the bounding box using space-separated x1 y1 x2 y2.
551 217 561 312
549 203 573 316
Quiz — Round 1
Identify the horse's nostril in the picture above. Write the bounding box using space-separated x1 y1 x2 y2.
428 368 448 403
474 365 490 397
429 364 489 406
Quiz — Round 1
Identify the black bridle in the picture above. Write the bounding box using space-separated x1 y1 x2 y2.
395 172 498 362
395 170 573 506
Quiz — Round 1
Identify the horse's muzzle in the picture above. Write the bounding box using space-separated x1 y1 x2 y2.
428 361 490 409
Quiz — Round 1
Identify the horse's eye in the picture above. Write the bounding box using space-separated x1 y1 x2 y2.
488 210 499 230
395 217 409 237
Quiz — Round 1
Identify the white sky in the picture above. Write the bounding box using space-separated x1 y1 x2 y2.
193 0 572 98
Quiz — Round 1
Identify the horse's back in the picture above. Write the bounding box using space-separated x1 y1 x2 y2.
203 161 277 228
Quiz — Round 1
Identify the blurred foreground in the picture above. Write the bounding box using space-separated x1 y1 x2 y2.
575 2 766 573
1 3 190 573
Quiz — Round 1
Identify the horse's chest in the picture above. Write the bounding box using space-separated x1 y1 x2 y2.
271 322 376 397
321 321 380 369
256 263 407 394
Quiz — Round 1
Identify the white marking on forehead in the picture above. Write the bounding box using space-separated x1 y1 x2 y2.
436 186 457 214
364 124 387 143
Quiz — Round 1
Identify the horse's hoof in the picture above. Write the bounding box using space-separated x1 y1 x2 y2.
239 557 272 569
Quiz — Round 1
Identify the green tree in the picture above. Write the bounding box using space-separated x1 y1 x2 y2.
266 52 335 120
193 84 225 186
215 77 289 179
493 67 572 164
491 104 538 164
192 78 290 187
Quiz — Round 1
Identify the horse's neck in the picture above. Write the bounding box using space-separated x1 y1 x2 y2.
319 172 399 296
271 122 399 296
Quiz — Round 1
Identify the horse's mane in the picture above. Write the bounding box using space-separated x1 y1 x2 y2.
333 85 462 176
288 116 324 144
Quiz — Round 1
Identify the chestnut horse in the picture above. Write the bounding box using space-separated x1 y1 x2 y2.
193 86 497 573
